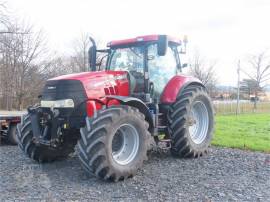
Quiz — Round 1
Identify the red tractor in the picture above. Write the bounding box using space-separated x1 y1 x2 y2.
17 35 214 181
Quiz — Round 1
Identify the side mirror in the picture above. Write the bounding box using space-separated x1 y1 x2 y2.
157 35 168 56
88 37 97 71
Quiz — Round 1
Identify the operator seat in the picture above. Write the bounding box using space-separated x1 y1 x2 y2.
128 71 144 94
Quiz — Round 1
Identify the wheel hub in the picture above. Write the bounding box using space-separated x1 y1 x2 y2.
188 101 209 144
112 124 139 165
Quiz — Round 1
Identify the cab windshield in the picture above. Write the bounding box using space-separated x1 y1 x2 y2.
108 46 144 74
107 44 178 97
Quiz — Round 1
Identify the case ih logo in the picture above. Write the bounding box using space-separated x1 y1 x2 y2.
47 86 56 90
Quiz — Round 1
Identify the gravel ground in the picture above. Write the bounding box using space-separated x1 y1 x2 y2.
0 144 269 202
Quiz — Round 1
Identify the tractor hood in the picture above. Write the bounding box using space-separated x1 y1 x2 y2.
46 70 130 99
49 70 126 83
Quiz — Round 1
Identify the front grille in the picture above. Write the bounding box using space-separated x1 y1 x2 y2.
41 80 87 122
42 80 86 100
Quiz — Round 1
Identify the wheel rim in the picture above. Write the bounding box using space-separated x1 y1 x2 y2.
112 124 139 165
188 101 209 144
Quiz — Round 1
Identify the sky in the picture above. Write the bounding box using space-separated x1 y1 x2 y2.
8 0 270 86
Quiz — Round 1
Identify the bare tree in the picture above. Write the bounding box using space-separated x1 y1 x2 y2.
70 32 90 72
70 33 106 72
241 50 270 108
0 2 62 110
188 51 218 97
0 1 11 32
240 79 258 98
39 55 74 77
0 20 47 110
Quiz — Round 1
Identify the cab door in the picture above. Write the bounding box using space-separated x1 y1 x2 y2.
147 44 178 99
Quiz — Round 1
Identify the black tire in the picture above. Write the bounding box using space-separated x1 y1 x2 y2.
7 124 18 145
168 85 214 158
77 105 151 182
16 114 78 163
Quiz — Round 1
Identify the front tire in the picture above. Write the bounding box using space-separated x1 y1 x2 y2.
168 85 214 157
16 114 78 162
77 105 151 182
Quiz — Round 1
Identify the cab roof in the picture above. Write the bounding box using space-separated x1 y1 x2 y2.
107 34 182 47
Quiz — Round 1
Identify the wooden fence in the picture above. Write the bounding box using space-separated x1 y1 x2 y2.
213 100 270 115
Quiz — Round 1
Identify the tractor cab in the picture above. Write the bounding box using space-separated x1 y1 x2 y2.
89 35 187 101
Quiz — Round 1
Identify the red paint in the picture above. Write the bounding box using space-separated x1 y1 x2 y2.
10 117 21 123
0 116 21 123
50 71 129 117
108 35 181 47
160 75 202 103
49 71 201 115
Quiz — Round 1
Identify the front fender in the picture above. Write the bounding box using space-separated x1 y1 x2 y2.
106 95 154 133
160 75 204 104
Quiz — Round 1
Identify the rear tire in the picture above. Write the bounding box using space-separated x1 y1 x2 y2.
168 85 214 157
7 124 18 145
16 114 78 163
77 105 151 182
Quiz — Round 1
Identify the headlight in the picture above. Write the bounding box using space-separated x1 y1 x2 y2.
41 99 75 108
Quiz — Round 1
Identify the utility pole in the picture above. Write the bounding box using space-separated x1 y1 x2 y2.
236 60 240 115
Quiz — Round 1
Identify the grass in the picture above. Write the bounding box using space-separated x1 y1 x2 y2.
212 113 270 153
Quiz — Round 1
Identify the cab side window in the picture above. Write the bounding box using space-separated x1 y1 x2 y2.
148 44 177 97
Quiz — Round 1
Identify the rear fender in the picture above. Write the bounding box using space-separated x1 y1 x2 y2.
106 95 154 133
160 75 204 104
